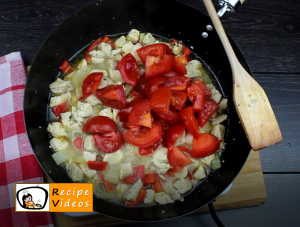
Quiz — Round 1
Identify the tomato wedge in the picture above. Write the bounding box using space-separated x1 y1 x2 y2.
134 165 145 181
123 121 162 147
145 76 166 98
153 178 163 192
163 75 191 92
198 100 219 127
87 160 108 171
167 143 192 173
52 102 69 116
117 53 139 86
145 54 175 78
118 96 144 122
191 133 222 158
178 146 191 153
182 45 192 58
99 172 114 192
93 131 123 153
102 36 115 49
85 38 103 64
151 86 171 114
122 175 135 184
133 74 147 97
172 55 188 75
170 92 188 110
82 72 103 99
187 84 205 112
164 169 175 177
179 107 199 138
139 138 162 156
136 43 172 65
126 189 147 206
60 59 73 75
143 173 156 185
128 99 152 128
96 85 126 109
163 124 185 147
82 116 117 133
154 109 181 124
193 79 211 99
74 137 83 150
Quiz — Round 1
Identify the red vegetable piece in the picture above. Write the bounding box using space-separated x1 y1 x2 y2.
133 74 147 97
182 45 192 58
102 36 115 49
145 76 166 98
128 99 152 128
191 133 222 158
198 100 219 127
151 86 171 114
82 116 117 133
179 106 199 139
123 121 162 147
193 79 212 99
163 75 191 92
85 38 103 64
87 160 108 171
167 143 192 173
99 172 114 192
126 189 147 206
188 171 193 181
187 84 205 112
82 72 103 99
52 102 69 116
145 54 175 78
117 53 139 86
60 59 73 75
74 137 83 150
122 175 135 184
136 43 171 65
154 108 181 124
96 85 126 109
134 165 145 181
93 131 123 153
172 55 188 75
162 124 185 147
153 178 163 193
143 173 156 185
118 96 144 122
139 138 163 156
170 92 188 110
164 169 175 177
177 146 191 153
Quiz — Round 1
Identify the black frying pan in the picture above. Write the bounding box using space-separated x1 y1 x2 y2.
24 0 251 221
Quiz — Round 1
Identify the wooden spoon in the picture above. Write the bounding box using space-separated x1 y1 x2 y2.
203 0 282 150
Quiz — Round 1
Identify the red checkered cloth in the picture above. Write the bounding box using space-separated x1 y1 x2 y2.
0 52 53 227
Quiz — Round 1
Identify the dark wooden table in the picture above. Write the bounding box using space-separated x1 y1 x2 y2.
1 0 299 226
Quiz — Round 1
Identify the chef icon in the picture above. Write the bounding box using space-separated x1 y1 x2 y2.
21 190 42 209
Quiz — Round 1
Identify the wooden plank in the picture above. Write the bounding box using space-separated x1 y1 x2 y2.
49 150 267 226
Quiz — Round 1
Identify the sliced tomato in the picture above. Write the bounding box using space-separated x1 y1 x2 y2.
153 178 163 193
123 121 162 147
87 160 108 171
182 45 192 58
134 165 145 181
82 72 103 99
154 108 181 124
156 119 171 132
143 173 156 185
139 138 162 156
136 43 171 65
74 137 83 150
133 74 147 97
60 59 73 75
163 75 191 92
52 102 69 116
126 189 147 206
117 53 139 86
164 169 175 177
82 116 117 133
118 96 144 122
172 55 188 75
93 131 123 153
102 36 115 49
164 71 181 77
128 99 152 128
99 172 114 192
170 92 188 110
191 133 222 158
187 84 205 112
198 100 219 127
163 124 185 147
178 146 191 153
193 79 212 99
187 171 193 181
179 107 199 138
170 39 180 46
145 54 175 78
144 76 166 98
175 55 188 66
85 38 103 63
167 143 192 173
96 85 126 109
151 86 171 114
122 175 135 184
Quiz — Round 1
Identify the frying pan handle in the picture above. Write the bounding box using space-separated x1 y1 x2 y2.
217 0 246 17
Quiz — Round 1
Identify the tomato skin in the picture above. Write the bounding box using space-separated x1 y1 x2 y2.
123 121 162 147
153 178 163 192
102 36 115 49
87 160 108 171
198 100 219 127
143 172 156 185
126 189 147 206
154 109 181 124
117 53 139 86
136 43 171 65
118 96 144 122
82 72 103 99
128 99 152 128
163 124 185 147
179 107 199 139
170 92 188 110
139 138 162 156
193 79 211 99
83 116 117 133
134 165 145 181
133 74 147 97
99 172 114 192
145 76 166 98
167 143 192 173
163 75 191 92
187 84 205 112
52 102 69 116
122 175 135 184
145 54 175 78
85 38 103 64
60 59 73 75
177 146 191 153
74 137 83 150
191 133 222 158
182 45 192 58
151 86 171 114
93 131 123 153
164 169 175 177
172 56 188 75
96 85 126 109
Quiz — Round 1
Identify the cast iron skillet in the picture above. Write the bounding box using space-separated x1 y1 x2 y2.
24 0 252 221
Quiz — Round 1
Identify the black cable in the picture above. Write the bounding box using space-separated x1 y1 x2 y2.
208 201 225 227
